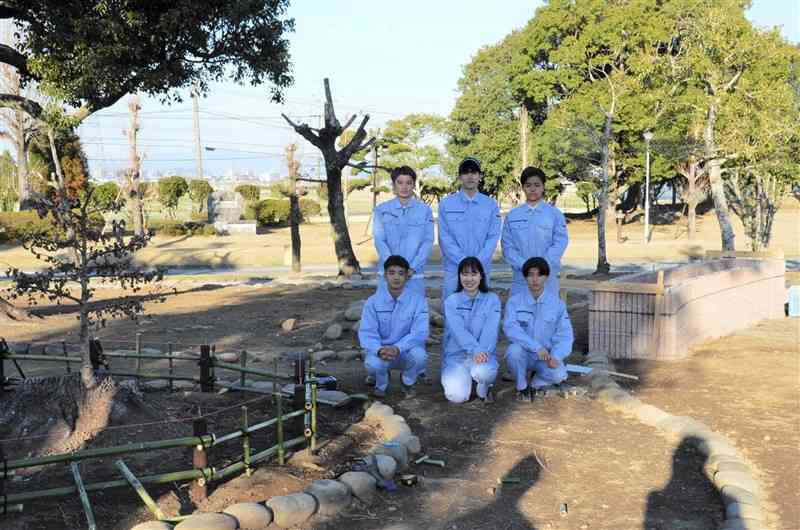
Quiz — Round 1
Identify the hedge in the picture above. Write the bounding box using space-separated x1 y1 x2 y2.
244 198 322 227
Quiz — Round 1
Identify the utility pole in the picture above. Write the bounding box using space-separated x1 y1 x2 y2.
286 143 301 273
365 130 380 236
192 82 204 179
125 95 145 236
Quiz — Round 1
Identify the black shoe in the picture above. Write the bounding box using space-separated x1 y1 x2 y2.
401 383 417 398
481 387 496 404
371 387 386 398
501 372 514 383
418 372 432 385
514 389 532 402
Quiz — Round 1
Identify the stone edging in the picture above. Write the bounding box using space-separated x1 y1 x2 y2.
585 351 768 530
130 401 419 530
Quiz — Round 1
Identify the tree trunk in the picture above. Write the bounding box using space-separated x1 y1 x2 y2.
704 101 736 251
595 114 613 275
325 164 361 275
0 297 30 321
14 135 29 209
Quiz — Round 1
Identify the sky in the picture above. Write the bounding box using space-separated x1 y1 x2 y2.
75 0 800 180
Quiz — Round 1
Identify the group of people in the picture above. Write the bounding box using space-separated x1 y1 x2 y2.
357 158 573 403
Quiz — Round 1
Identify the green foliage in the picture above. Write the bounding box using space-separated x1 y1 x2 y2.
448 33 522 197
245 198 321 226
91 181 120 211
346 177 371 196
0 211 56 243
157 176 189 217
420 178 454 205
267 180 290 197
235 184 261 202
149 220 217 237
188 180 214 212
382 114 449 178
29 129 91 198
299 198 322 218
5 1 294 122
575 181 599 213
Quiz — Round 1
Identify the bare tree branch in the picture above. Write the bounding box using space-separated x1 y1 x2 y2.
0 93 42 117
0 43 28 75
281 112 323 149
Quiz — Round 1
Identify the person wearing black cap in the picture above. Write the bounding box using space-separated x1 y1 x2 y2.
437 157 502 302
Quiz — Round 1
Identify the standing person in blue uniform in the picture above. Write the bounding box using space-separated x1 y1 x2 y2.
441 257 501 404
438 157 502 302
373 166 434 296
358 255 429 398
501 166 569 297
502 257 574 402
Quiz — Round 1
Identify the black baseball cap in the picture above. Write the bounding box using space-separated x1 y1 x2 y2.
458 157 481 175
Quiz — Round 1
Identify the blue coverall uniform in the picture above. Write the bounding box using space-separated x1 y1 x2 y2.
437 191 502 301
503 289 574 391
501 202 569 297
441 290 501 403
358 285 429 393
373 197 434 295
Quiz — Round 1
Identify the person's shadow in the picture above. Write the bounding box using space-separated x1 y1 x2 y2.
444 454 541 530
644 436 725 530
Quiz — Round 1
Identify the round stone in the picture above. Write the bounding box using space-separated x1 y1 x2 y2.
131 522 174 530
373 442 408 470
216 352 239 363
714 471 759 494
381 415 412 439
305 479 352 516
725 501 762 520
364 402 394 424
174 512 238 530
375 454 397 480
266 493 317 528
721 485 760 507
323 324 343 340
222 502 273 529
633 404 671 427
391 433 422 455
338 471 377 501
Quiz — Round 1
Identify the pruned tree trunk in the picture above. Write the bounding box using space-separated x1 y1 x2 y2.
127 96 145 236
704 100 736 251
286 143 301 272
282 79 375 276
595 113 613 275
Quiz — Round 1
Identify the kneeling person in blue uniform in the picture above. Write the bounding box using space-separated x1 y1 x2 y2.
441 257 501 404
358 255 429 398
502 257 574 402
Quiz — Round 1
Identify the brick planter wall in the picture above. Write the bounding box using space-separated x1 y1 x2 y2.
589 258 785 360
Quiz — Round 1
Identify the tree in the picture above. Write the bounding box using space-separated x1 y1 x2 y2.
7 181 164 388
235 184 261 203
28 127 90 199
283 79 375 276
188 179 214 214
382 113 448 192
0 1 294 124
0 149 16 210
91 181 120 211
285 143 301 272
158 176 188 219
123 95 146 236
448 33 523 199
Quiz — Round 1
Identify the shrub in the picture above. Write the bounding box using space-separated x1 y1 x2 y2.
158 176 189 217
235 184 261 202
0 211 56 243
199 224 217 236
188 180 214 212
150 220 187 237
299 198 322 219
91 181 121 210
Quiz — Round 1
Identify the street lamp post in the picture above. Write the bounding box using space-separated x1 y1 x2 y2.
643 131 653 244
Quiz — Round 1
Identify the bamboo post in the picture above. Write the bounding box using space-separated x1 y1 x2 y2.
168 342 174 392
310 357 318 453
242 406 251 476
190 418 208 501
61 342 70 374
276 391 285 465
0 347 5 395
115 460 166 520
70 462 97 530
135 332 142 389
240 350 247 389
199 344 212 393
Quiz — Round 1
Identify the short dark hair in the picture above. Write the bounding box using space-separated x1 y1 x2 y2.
522 256 550 278
456 257 489 293
390 165 417 183
384 254 410 271
520 166 547 187
458 157 481 175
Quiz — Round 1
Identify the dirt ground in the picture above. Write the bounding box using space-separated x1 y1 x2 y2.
4 276 794 530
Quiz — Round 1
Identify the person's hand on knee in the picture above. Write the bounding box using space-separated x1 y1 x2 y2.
537 348 551 362
547 357 559 370
473 351 489 364
379 345 399 361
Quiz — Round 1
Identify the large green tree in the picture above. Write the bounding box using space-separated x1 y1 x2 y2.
448 33 523 199
382 113 448 190
0 0 294 123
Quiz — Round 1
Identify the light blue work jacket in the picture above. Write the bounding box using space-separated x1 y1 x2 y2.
502 289 574 361
358 285 429 356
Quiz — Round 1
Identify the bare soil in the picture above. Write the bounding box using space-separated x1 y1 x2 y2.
3 279 778 530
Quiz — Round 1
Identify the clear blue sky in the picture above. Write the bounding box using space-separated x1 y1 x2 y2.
77 0 799 179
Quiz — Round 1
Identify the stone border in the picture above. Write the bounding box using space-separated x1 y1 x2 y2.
585 351 768 530
131 401 420 530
